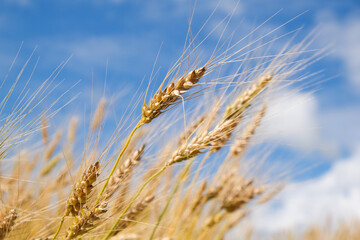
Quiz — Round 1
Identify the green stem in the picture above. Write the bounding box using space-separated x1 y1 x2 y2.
149 159 194 240
96 123 141 204
103 165 167 240
51 215 65 240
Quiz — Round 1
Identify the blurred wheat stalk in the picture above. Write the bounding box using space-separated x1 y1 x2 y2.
0 10 350 240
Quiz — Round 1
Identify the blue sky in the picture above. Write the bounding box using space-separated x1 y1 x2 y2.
1 0 360 235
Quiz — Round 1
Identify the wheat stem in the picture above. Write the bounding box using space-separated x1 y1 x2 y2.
149 159 194 240
96 123 141 204
104 165 167 240
51 215 65 240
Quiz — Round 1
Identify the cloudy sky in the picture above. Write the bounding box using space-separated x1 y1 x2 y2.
0 0 359 235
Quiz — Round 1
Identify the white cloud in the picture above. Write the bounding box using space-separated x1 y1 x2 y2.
251 145 360 235
259 89 338 156
317 11 360 88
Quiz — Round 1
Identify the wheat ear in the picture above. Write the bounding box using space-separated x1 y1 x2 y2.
44 130 62 161
52 161 100 239
0 209 17 240
230 105 266 157
140 67 206 125
112 195 154 236
65 202 108 239
105 144 146 200
96 67 206 206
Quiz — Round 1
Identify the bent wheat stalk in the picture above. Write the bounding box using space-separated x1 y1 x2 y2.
104 74 272 239
95 66 207 204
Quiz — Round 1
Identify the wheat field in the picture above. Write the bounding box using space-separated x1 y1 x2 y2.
0 2 358 240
